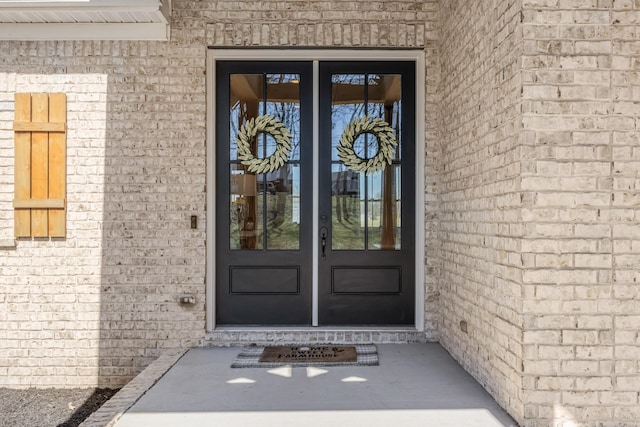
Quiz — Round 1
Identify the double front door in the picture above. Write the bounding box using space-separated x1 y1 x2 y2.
215 60 415 325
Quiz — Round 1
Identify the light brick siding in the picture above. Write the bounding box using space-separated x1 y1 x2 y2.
439 0 640 425
1 1 639 425
438 0 525 422
0 1 440 389
0 73 110 387
521 1 640 425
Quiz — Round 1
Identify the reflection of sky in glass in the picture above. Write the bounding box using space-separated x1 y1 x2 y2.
229 73 301 162
331 104 365 161
264 102 301 161
331 74 401 162
267 73 301 161
331 74 381 85
230 102 239 161
228 73 302 251
330 73 404 250
267 73 299 84
331 73 402 201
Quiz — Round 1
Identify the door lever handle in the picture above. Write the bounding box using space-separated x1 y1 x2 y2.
320 227 328 259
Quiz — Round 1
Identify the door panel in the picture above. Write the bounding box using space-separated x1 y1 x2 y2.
332 267 401 294
230 267 299 294
216 61 313 325
318 61 415 325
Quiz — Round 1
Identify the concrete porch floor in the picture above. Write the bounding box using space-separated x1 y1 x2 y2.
115 344 518 427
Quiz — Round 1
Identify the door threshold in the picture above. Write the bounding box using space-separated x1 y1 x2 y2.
205 327 430 346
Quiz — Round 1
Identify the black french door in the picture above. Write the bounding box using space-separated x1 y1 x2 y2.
215 60 415 326
318 61 415 324
215 61 313 325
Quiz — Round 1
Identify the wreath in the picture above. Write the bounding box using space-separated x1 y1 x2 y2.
337 115 397 175
236 114 291 174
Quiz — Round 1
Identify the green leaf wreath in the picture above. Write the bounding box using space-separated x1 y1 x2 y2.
236 114 292 174
337 115 397 175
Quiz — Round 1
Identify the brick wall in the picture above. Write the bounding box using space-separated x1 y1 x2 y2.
0 51 208 387
0 0 440 388
521 1 640 425
0 72 110 387
439 0 640 425
438 0 525 422
0 23 210 389
2 2 636 425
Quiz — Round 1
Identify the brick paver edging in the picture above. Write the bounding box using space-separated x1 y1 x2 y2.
79 348 189 427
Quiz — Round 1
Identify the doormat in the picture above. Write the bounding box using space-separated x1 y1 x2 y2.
231 344 378 368
261 345 357 363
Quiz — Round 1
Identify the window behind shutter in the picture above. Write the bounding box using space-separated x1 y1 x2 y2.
13 93 67 238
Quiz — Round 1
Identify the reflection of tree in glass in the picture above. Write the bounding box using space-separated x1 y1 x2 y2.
228 73 302 250
265 74 300 237
331 75 366 242
330 73 401 250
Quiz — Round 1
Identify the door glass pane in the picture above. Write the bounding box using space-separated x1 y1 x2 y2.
266 164 300 249
367 165 401 250
267 74 301 162
368 74 402 159
331 164 364 250
229 167 263 250
229 74 263 162
331 74 365 161
331 73 402 251
229 73 301 250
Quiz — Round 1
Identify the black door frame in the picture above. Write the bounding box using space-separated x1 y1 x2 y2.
205 49 426 330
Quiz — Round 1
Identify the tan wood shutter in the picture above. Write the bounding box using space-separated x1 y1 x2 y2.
13 93 67 238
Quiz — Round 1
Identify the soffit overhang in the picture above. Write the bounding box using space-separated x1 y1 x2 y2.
0 0 170 40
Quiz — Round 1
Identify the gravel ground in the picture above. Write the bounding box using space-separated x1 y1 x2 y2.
0 388 119 427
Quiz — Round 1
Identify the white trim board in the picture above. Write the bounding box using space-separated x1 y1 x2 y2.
0 22 169 40
0 0 163 9
206 49 427 332
0 0 170 40
312 60 320 326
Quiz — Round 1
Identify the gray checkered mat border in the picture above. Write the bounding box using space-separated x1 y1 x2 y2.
231 344 379 368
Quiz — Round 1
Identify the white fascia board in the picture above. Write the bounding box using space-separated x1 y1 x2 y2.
0 0 170 40
0 1 169 23
0 1 162 10
0 22 169 40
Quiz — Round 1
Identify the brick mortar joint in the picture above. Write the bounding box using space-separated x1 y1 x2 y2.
206 20 433 24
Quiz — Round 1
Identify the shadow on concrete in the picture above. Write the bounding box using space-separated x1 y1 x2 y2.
115 344 518 427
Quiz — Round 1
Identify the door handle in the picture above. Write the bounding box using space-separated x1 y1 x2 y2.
320 227 328 259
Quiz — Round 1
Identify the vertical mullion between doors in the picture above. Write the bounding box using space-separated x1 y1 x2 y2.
312 60 320 326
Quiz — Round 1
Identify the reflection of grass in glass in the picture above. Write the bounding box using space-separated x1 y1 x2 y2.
331 197 402 250
367 199 402 250
331 196 364 250
367 228 401 250
230 192 301 250
230 193 400 251
229 195 264 250
266 193 300 250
